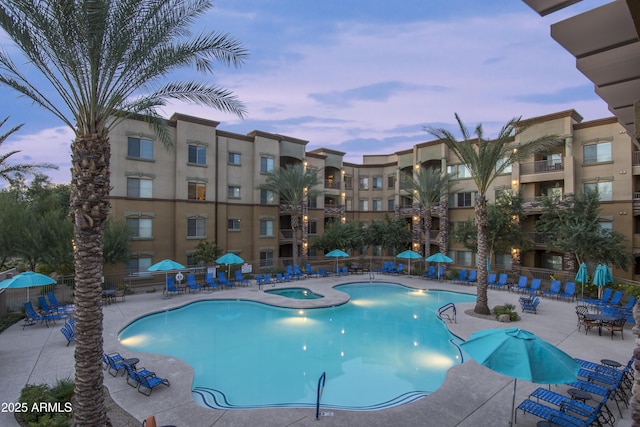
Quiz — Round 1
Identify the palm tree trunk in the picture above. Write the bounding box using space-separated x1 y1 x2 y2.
475 196 490 315
291 212 299 266
424 214 432 259
70 133 110 426
438 201 449 255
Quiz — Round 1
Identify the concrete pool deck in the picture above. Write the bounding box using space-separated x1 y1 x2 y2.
0 274 635 426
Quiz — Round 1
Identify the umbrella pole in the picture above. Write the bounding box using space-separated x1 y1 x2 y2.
510 379 517 426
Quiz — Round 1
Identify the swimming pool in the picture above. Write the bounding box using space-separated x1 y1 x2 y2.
118 283 475 411
265 287 323 299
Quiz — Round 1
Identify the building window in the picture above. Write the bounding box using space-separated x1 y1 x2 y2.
447 164 471 179
187 219 205 237
188 145 206 165
260 220 273 236
359 199 369 211
458 251 472 266
372 176 383 189
126 257 152 276
598 220 613 234
496 158 512 174
260 250 273 267
260 157 274 173
542 253 563 270
388 174 396 189
188 182 206 201
309 221 317 235
359 177 369 190
127 218 152 239
229 152 241 165
373 245 382 256
346 198 352 211
307 197 317 208
372 199 382 211
127 178 153 198
228 186 241 198
584 182 612 201
228 219 241 231
344 175 353 189
127 137 153 160
387 198 395 211
452 192 473 207
495 253 512 270
260 189 275 204
584 142 612 164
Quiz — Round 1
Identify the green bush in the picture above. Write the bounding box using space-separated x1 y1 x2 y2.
16 379 73 427
493 303 520 322
0 312 25 334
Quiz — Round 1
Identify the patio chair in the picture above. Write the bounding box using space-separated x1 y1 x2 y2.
520 296 540 314
124 363 157 388
489 273 508 290
165 277 182 296
559 281 576 301
38 295 56 314
511 276 529 293
517 395 607 427
391 263 404 275
204 273 220 291
377 262 389 273
342 266 349 276
529 278 542 295
384 262 395 274
305 264 319 278
453 269 467 283
595 290 623 310
47 291 68 312
263 274 275 286
579 287 612 307
528 388 600 419
24 301 66 328
576 305 598 334
102 351 123 369
421 265 435 279
293 265 307 279
486 273 497 287
318 269 330 278
543 280 561 299
602 317 627 340
234 270 250 286
462 270 477 284
186 274 202 293
125 364 170 396
60 321 75 346
275 273 287 283
218 272 233 289
104 352 127 377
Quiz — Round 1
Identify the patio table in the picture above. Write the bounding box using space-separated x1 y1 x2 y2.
584 313 617 336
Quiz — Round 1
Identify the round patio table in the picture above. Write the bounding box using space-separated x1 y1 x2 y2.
601 359 622 369
567 388 592 403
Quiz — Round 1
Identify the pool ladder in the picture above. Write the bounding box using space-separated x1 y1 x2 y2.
438 303 457 323
316 371 326 420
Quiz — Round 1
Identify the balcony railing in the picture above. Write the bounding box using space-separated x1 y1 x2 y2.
324 205 345 216
633 151 640 165
324 179 341 189
520 159 564 175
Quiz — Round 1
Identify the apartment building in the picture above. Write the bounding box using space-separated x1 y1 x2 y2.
107 109 639 281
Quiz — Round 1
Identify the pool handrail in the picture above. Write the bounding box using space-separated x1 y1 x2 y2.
316 371 326 420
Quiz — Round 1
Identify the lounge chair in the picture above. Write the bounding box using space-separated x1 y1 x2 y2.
385 262 395 274
318 269 330 278
186 274 202 293
595 290 623 310
275 273 287 283
528 388 600 419
520 296 540 314
38 295 57 314
124 364 170 396
218 272 233 289
60 320 75 346
489 273 508 290
263 274 275 286
391 263 404 275
104 352 127 377
293 265 307 279
305 264 319 278
342 266 349 276
600 296 635 318
517 396 606 427
462 270 477 284
204 273 219 291
124 363 156 388
165 277 182 295
24 301 66 328
486 273 497 287
377 262 390 273
102 351 123 369
529 278 542 295
422 265 435 279
579 287 612 308
543 280 561 299
453 269 467 283
436 265 445 280
511 276 529 293
47 292 69 312
234 270 250 286
559 281 576 301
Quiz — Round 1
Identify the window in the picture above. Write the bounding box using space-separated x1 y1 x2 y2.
458 251 472 266
598 221 613 234
455 192 473 207
187 218 205 237
359 199 369 211
228 186 241 198
126 257 152 276
260 220 274 236
372 176 383 189
228 152 241 165
260 189 274 204
584 142 612 164
307 197 317 208
127 178 152 198
542 253 563 270
188 145 206 165
495 254 512 270
496 158 512 174
388 174 396 189
359 177 369 190
127 137 153 160
344 175 353 189
260 250 273 267
228 219 241 231
346 198 352 211
447 164 471 179
309 221 317 235
373 245 382 256
372 199 382 211
545 153 562 168
584 182 612 201
188 182 206 201
387 198 395 211
127 218 152 238
260 157 274 173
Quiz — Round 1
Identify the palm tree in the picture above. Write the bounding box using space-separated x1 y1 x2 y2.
0 2 247 424
258 164 321 266
428 114 559 315
0 117 57 184
400 167 453 258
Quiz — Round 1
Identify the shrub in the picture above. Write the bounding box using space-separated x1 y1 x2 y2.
493 303 520 321
16 379 73 427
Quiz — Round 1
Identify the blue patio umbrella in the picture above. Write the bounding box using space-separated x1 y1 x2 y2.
147 259 185 298
397 250 422 275
425 253 453 280
592 264 607 298
216 253 245 276
574 262 589 300
325 249 349 271
461 327 579 426
603 264 613 284
0 271 56 300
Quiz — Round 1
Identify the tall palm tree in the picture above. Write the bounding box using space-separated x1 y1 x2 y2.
0 1 247 424
428 114 559 315
400 167 453 258
0 117 57 184
258 164 321 267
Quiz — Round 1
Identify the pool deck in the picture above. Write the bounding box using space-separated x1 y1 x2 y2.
0 274 635 426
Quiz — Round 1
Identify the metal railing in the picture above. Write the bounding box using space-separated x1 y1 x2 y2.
316 371 327 420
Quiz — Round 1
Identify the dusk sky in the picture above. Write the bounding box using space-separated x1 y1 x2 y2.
0 0 613 184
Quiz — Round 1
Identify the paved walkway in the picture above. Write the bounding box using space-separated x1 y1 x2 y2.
0 274 634 426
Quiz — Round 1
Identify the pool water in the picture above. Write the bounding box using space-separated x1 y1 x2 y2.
265 287 323 299
118 283 475 411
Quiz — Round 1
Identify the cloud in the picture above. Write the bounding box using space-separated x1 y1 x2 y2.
308 81 448 107
512 84 598 105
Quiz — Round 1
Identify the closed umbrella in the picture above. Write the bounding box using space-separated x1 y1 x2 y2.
0 271 56 300
592 264 607 299
148 259 185 298
216 253 245 277
397 250 422 275
325 249 349 272
460 328 579 426
425 253 453 280
574 262 588 300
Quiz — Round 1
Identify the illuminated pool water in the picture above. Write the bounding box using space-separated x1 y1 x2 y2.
118 283 475 411
265 287 323 299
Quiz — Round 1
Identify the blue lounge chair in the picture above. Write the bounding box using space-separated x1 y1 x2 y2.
511 276 529 293
124 364 170 396
38 295 56 314
391 263 404 275
579 287 612 307
543 280 561 299
436 265 445 280
520 296 540 314
486 273 497 286
517 396 604 427
218 271 233 289
528 388 600 419
275 273 287 283
595 290 623 310
422 265 435 279
342 266 349 276
60 321 75 346
234 270 250 286
377 262 389 273
305 264 319 278
559 281 576 301
385 262 395 274
186 274 202 293
529 278 542 295
24 301 66 328
489 273 509 290
47 292 68 313
601 295 635 318
104 352 127 377
453 269 467 283
102 351 123 370
165 277 182 295
294 265 307 279
263 274 275 286
124 363 156 388
318 269 329 277
462 270 477 284
204 273 220 291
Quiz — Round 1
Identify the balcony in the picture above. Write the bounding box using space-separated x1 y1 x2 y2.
324 205 345 217
634 192 640 215
324 179 341 190
520 159 564 175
